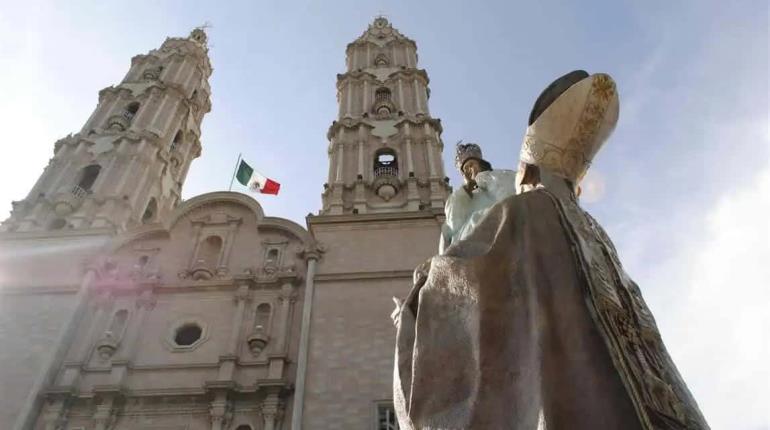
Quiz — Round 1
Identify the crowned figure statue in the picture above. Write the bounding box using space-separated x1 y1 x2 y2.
393 71 709 430
439 142 518 254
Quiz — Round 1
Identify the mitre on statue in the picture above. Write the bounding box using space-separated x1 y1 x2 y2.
519 70 619 185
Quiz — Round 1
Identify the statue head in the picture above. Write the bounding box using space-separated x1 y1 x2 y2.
518 70 619 193
455 142 492 182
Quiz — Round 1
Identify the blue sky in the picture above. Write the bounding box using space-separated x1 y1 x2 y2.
0 1 767 428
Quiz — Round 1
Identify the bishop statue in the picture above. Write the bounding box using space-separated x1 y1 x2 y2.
392 71 709 430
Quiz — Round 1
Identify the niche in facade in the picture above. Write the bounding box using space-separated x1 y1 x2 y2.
189 235 222 280
246 303 271 355
95 309 129 361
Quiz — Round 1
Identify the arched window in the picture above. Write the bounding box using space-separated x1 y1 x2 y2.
76 164 101 192
374 149 398 177
125 102 140 121
235 426 253 430
142 198 157 224
255 303 272 332
108 309 129 338
375 87 391 102
198 235 223 268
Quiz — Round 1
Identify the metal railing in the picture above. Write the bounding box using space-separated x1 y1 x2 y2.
374 166 398 177
71 185 89 199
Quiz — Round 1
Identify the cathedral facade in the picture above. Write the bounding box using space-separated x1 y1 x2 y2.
0 18 447 430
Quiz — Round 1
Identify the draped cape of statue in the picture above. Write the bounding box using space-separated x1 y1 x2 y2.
393 188 709 430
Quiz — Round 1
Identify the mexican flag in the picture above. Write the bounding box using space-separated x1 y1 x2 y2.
235 159 280 195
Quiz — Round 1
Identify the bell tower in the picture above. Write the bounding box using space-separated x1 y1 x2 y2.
302 18 448 429
1 28 212 233
322 16 450 215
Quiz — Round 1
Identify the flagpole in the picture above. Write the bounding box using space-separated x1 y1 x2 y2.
228 153 242 191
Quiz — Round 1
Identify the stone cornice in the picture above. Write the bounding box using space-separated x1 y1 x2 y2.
0 226 115 241
336 68 429 88
307 207 444 227
346 37 417 52
326 115 442 140
314 269 414 282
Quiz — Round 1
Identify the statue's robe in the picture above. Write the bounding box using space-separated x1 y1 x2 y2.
394 186 709 430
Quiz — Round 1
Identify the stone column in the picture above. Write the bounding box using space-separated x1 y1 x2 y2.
92 395 116 430
217 284 249 381
111 289 155 385
335 141 344 184
209 391 230 430
218 220 241 271
404 123 415 174
59 290 112 386
345 82 352 117
187 223 203 268
290 252 320 430
413 79 423 114
227 285 250 355
424 123 437 177
41 397 68 430
262 392 282 430
127 290 156 358
274 283 296 354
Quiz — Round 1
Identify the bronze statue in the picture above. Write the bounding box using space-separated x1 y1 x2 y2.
393 71 709 429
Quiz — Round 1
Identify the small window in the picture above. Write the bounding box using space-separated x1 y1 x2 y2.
377 402 399 430
235 426 252 430
142 198 157 224
174 323 202 346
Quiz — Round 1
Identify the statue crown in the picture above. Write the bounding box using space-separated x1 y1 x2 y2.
455 142 483 170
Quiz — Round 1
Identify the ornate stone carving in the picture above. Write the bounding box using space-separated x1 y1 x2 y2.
95 331 118 361
246 326 269 356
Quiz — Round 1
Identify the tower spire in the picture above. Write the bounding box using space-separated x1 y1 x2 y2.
0 30 213 233
321 18 450 215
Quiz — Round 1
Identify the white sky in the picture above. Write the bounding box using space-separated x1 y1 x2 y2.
0 1 767 428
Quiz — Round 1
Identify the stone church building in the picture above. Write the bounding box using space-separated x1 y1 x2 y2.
0 18 449 430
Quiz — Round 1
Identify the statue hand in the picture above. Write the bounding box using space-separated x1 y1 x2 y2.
391 296 404 326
